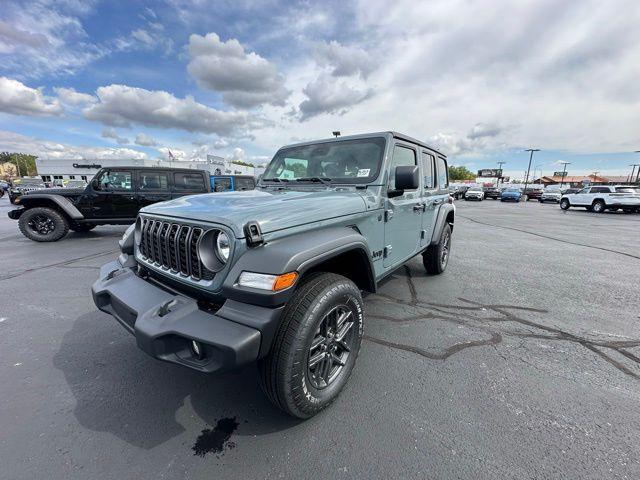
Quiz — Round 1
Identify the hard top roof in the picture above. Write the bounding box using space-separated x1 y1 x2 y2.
281 131 446 158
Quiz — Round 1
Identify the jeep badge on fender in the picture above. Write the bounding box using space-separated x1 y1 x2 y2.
92 131 455 419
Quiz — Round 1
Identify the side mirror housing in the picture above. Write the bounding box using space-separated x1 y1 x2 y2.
394 165 419 190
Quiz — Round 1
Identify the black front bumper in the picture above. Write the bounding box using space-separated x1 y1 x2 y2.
92 260 282 373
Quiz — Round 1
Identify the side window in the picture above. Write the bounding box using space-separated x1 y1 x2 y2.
214 177 232 192
389 145 417 190
436 157 448 189
576 187 589 194
591 187 610 193
421 152 435 189
235 177 255 191
139 171 169 191
174 172 206 191
96 170 132 191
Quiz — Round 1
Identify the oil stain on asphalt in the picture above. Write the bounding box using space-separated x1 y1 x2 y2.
192 417 239 457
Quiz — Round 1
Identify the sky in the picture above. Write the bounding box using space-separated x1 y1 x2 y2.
0 0 639 179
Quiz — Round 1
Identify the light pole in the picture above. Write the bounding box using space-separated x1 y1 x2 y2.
558 161 570 188
634 151 640 183
523 149 540 201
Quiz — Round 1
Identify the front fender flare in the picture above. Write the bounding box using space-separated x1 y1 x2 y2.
17 194 83 220
222 226 375 307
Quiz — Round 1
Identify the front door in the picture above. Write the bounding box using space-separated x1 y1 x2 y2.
90 169 138 219
137 170 172 209
383 143 423 268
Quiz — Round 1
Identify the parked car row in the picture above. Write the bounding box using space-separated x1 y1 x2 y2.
454 183 640 213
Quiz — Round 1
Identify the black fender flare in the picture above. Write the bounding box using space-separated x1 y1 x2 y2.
16 194 83 220
430 203 455 245
221 226 375 307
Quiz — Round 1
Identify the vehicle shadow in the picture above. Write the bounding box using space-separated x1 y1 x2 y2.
53 312 300 450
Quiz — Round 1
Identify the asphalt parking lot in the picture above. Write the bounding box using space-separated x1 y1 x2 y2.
1 195 639 479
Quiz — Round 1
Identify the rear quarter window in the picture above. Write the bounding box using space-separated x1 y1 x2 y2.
436 157 448 189
174 172 206 191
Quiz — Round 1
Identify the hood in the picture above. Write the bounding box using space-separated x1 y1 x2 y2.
502 191 521 196
142 188 368 237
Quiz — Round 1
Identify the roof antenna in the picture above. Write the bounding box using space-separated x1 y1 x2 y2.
332 131 341 138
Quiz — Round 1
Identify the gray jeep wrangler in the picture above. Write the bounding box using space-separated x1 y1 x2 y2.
92 132 454 418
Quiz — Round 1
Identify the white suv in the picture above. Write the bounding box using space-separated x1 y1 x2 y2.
560 185 640 213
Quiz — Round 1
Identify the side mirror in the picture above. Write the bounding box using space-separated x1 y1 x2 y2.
395 165 419 190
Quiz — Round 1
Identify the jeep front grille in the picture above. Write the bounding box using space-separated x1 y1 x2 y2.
138 218 214 281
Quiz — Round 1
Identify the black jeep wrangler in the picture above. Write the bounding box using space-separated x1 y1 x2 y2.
8 167 211 242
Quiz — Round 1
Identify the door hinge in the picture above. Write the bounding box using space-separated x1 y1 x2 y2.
385 209 394 222
384 245 392 258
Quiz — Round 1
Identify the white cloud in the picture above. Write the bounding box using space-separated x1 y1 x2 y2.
214 138 229 149
315 41 375 79
0 77 63 116
0 2 106 78
298 75 372 120
135 133 159 147
54 86 96 106
101 127 130 145
84 84 256 136
0 130 147 160
187 33 290 108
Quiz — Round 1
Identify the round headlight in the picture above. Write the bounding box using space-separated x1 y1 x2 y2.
215 231 230 263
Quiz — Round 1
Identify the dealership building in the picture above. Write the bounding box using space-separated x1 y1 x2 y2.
34 155 265 183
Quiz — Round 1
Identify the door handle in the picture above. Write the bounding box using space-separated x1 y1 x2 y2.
432 199 443 205
413 203 426 212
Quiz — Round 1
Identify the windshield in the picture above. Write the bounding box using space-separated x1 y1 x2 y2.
262 137 386 184
505 188 520 192
469 187 483 192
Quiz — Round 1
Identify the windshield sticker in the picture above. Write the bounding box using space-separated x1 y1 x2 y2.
357 168 371 177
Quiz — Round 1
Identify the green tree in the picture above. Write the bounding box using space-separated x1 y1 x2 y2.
448 165 476 181
231 160 255 167
0 152 38 176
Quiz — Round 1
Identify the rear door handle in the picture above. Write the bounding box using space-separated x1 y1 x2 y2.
413 203 426 212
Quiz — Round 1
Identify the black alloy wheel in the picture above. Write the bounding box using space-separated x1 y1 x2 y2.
307 305 357 389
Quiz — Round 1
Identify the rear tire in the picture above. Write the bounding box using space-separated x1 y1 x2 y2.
423 223 452 275
592 200 606 213
18 207 69 242
258 272 363 419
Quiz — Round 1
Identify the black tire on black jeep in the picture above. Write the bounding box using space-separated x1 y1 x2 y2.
18 207 69 242
423 223 452 275
70 223 97 233
258 272 363 418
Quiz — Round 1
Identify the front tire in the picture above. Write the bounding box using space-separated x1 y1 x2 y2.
423 223 452 274
18 207 69 242
560 198 570 210
258 273 363 419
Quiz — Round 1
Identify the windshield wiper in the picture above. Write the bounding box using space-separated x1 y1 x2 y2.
296 177 332 186
262 177 290 183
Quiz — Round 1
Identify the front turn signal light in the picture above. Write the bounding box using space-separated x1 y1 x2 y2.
238 271 298 291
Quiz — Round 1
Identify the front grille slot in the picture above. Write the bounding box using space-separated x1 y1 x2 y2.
138 218 214 282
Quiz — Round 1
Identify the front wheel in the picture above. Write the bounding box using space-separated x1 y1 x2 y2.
258 273 363 419
18 207 69 242
560 199 570 210
423 223 452 275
